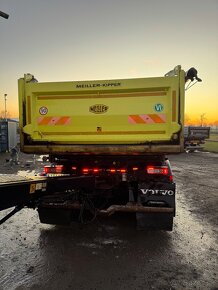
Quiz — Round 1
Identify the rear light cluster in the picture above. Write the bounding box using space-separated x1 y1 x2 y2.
44 165 128 175
146 165 173 182
44 165 64 174
43 165 173 182
146 166 169 175
82 168 127 174
81 166 171 176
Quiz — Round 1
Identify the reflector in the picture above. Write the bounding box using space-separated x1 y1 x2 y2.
146 166 169 175
44 165 64 174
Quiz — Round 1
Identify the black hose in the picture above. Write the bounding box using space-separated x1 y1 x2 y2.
78 193 97 224
0 205 24 225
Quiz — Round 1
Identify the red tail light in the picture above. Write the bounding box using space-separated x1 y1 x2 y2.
82 168 89 174
93 168 99 173
44 165 64 174
55 165 64 173
146 166 169 175
44 167 49 174
110 169 116 173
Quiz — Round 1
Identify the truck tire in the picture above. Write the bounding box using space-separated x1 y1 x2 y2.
136 212 173 231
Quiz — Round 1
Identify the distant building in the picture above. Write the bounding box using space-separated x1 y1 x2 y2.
0 119 19 152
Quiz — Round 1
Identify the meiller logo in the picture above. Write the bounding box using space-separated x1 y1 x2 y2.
76 82 121 88
89 104 108 114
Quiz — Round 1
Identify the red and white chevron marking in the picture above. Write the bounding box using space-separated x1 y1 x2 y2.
37 116 71 125
128 114 166 124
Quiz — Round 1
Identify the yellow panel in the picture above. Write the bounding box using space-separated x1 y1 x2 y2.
19 67 185 151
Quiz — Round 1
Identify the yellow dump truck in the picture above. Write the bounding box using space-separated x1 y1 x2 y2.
16 66 200 230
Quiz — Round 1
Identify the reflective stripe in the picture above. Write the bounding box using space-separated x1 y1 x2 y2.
42 131 166 135
37 91 167 100
27 96 31 124
128 114 166 124
149 114 165 123
128 115 145 124
172 91 177 122
37 116 71 125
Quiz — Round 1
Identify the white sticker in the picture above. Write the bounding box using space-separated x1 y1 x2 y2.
36 183 43 190
39 106 48 115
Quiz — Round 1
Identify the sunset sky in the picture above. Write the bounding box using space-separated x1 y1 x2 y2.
0 0 217 125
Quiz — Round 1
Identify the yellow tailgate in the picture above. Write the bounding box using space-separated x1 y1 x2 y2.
19 68 184 145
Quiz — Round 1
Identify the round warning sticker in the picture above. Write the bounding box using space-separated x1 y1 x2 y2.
39 106 48 115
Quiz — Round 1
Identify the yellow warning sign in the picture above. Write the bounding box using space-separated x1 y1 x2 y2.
29 183 36 194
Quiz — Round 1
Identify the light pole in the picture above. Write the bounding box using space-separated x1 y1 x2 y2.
4 94 7 120
1 10 9 120
200 113 206 127
0 11 9 19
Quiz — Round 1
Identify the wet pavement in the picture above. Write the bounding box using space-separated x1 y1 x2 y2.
0 152 218 290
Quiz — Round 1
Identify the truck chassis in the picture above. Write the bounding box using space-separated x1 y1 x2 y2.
0 155 175 231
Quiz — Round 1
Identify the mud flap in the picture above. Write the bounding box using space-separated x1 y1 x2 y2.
136 212 174 231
